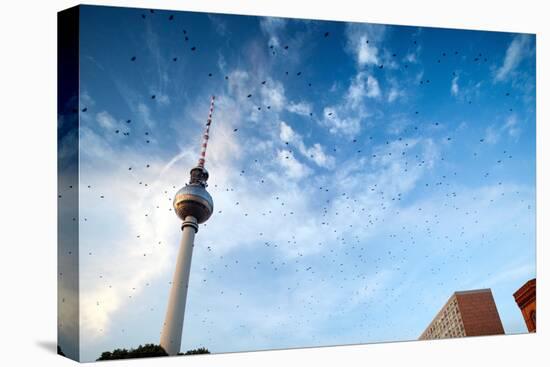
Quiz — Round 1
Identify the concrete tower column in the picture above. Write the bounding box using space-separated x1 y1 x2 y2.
161 96 216 356
160 215 199 356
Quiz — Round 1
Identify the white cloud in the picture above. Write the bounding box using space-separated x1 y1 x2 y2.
217 53 227 73
484 125 500 145
143 21 171 98
386 115 411 135
259 17 287 48
468 262 534 290
286 101 312 116
495 35 532 82
155 93 170 106
346 72 381 109
366 76 381 97
387 88 403 103
345 24 386 68
503 114 521 138
260 79 286 112
208 14 228 36
346 75 365 108
227 69 252 100
403 42 422 65
320 106 361 136
259 17 286 36
484 114 521 144
223 71 286 125
79 126 115 160
276 149 311 179
137 103 156 129
414 71 424 85
279 121 335 169
81 90 96 109
305 143 334 168
451 78 482 104
78 146 193 339
357 37 379 66
96 111 117 131
404 53 417 63
346 74 366 107
386 77 405 103
279 120 297 143
380 49 400 70
451 75 459 96
320 71 381 137
201 96 244 169
405 53 417 64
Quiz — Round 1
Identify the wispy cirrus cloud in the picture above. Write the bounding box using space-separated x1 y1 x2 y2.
208 14 229 36
96 111 118 131
484 113 522 144
451 75 459 96
319 71 380 136
286 101 312 116
279 121 335 169
494 34 533 82
503 114 521 138
259 17 287 48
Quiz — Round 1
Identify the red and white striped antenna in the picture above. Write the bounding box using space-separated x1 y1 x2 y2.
197 95 216 168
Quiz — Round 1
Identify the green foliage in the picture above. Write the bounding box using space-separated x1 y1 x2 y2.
97 344 211 360
96 343 168 360
179 347 211 355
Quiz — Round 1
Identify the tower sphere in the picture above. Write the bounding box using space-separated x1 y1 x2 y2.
173 183 213 223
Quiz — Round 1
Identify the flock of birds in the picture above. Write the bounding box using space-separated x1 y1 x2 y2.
58 8 533 357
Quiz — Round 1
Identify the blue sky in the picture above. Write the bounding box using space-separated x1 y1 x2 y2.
60 5 535 361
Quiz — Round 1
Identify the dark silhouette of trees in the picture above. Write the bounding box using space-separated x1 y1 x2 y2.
96 344 168 360
97 344 210 360
179 347 210 355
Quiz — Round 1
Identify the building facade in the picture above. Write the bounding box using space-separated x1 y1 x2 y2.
513 278 536 332
419 289 505 340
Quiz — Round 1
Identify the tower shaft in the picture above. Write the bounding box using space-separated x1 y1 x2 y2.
160 96 216 355
160 216 198 355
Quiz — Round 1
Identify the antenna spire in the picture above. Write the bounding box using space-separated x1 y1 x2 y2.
189 96 215 187
197 95 216 168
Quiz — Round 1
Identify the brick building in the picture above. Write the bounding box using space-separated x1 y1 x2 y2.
513 278 536 332
419 289 505 340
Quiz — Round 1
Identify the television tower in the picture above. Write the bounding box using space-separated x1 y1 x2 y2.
160 96 216 356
